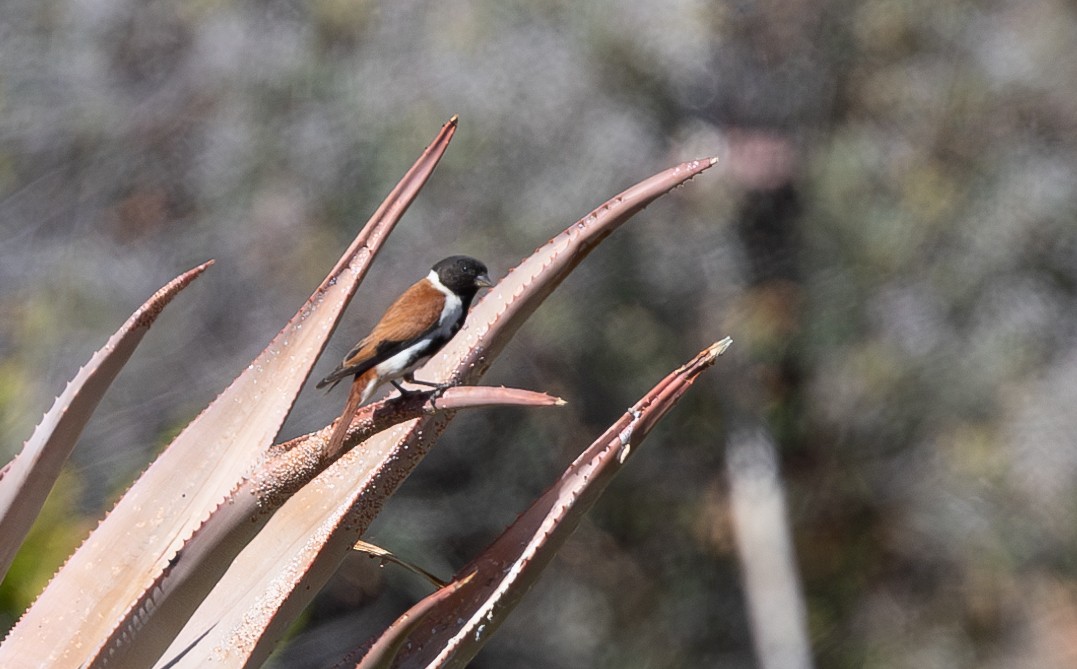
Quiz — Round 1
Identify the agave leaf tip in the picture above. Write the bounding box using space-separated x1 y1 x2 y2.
711 336 733 356
678 337 734 375
136 260 215 327
697 337 733 364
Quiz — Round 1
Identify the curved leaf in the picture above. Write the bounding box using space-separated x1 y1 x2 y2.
0 262 211 582
350 572 477 669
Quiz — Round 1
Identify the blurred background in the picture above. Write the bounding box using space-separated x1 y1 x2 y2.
2 0 1076 667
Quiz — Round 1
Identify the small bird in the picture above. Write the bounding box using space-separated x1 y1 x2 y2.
318 255 493 453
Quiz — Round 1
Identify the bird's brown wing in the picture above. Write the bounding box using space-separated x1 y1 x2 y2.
316 278 446 389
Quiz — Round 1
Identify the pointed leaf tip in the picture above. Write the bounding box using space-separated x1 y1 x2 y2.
682 337 733 374
710 336 733 357
0 259 216 585
136 260 214 328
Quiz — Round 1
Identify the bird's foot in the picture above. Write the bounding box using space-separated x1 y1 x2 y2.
402 375 451 405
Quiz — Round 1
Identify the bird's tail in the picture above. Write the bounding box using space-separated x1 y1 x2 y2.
317 357 381 391
316 368 349 391
318 377 342 393
325 371 378 456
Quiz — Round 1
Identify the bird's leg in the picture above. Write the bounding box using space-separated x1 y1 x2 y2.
402 373 450 399
390 380 421 397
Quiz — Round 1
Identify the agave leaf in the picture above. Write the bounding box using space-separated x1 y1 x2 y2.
0 262 212 583
157 157 718 668
349 571 478 669
0 117 459 669
315 386 565 462
371 338 733 668
80 386 559 669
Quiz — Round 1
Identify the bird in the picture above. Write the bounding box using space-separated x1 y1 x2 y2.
318 255 493 453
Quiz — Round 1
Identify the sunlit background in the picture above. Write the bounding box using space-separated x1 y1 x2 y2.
2 1 1076 667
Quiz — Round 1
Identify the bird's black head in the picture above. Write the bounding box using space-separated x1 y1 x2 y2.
432 255 493 296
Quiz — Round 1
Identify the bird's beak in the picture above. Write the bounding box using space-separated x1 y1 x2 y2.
474 273 494 289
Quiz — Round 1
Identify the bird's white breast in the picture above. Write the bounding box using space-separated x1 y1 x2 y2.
427 269 463 337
